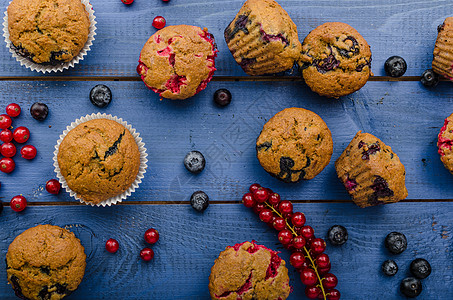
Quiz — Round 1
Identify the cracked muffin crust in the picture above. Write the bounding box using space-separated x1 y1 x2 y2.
57 118 140 204
256 107 333 183
6 225 86 300
335 131 408 208
299 22 372 98
137 25 218 100
7 0 90 65
224 0 302 75
208 241 290 300
432 17 453 80
438 113 453 173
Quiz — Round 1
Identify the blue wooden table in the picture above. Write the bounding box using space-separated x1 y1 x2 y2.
0 0 452 299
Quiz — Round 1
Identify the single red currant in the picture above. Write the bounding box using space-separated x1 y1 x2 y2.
278 229 293 245
249 183 261 193
291 212 306 227
292 236 306 249
6 103 21 117
20 145 37 160
322 273 338 290
305 285 321 299
162 0 170 2
318 262 331 275
0 114 12 129
326 289 341 300
46 179 61 194
0 129 13 142
290 252 305 269
242 193 255 208
316 253 330 269
121 0 134 4
144 228 159 244
272 217 286 231
0 157 15 173
268 193 281 207
278 200 293 215
1 142 16 157
252 202 266 214
252 187 269 203
13 126 30 143
10 195 27 212
105 238 119 253
140 248 155 261
300 225 315 240
259 209 273 223
152 16 166 29
310 238 326 255
300 268 318 286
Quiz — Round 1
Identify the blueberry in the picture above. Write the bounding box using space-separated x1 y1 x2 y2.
381 259 398 276
385 232 407 254
213 89 232 107
30 102 49 121
190 191 209 212
90 84 112 108
420 69 439 88
184 151 205 173
400 277 422 298
410 258 432 279
327 225 348 246
384 56 407 77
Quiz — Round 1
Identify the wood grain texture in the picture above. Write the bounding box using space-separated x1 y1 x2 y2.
0 0 452 77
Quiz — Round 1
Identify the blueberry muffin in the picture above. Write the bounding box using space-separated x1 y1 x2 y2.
209 241 290 300
7 0 90 65
57 118 141 204
335 131 408 208
6 225 86 300
299 22 372 98
256 107 333 183
432 17 453 80
438 113 453 173
137 25 218 100
224 0 302 75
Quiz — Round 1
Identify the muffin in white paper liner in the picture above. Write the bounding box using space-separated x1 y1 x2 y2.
2 0 97 73
53 113 148 207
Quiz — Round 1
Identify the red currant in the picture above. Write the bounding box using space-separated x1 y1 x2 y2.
105 238 119 253
278 200 293 215
259 209 273 223
144 228 159 244
252 203 265 214
6 103 21 117
310 238 326 255
300 225 315 240
0 129 13 142
0 157 15 173
318 262 331 275
140 248 154 261
0 114 12 129
249 183 261 193
272 217 286 231
305 286 321 299
242 193 255 208
322 273 338 290
326 289 341 300
152 16 166 29
300 268 318 286
252 187 269 203
278 229 293 245
1 142 16 157
121 0 134 4
316 253 330 269
290 252 305 269
292 236 306 249
10 195 27 212
162 0 170 2
20 145 37 160
46 179 61 194
291 212 306 227
13 126 30 143
268 193 281 207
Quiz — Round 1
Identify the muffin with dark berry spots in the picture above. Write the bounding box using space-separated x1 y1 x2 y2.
209 241 291 300
299 22 372 98
137 25 218 100
224 0 302 75
438 113 453 173
432 17 453 80
335 131 407 208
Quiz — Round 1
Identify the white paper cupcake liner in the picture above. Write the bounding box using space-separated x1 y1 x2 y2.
3 0 97 73
53 113 148 207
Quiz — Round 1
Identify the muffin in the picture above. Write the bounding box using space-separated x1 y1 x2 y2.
137 25 218 100
57 118 141 204
224 0 302 75
438 113 453 173
335 131 408 208
209 241 290 300
432 17 453 80
7 0 91 65
6 225 86 300
256 107 333 183
299 22 372 98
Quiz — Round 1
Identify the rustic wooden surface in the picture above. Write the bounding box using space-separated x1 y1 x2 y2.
0 0 452 299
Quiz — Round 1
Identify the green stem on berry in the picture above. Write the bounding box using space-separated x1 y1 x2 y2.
264 202 327 300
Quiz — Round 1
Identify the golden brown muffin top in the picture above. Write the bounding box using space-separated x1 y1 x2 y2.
432 17 453 80
438 113 453 173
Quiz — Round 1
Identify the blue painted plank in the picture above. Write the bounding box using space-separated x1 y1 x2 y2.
0 0 452 76
0 203 451 299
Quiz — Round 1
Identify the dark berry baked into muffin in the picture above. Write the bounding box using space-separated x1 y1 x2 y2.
137 25 218 100
335 131 408 208
7 0 90 65
6 225 86 300
256 107 333 183
209 241 291 300
432 17 453 80
299 22 372 98
438 113 453 173
224 0 302 75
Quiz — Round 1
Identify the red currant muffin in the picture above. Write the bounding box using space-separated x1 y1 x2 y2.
299 22 372 98
224 0 302 75
438 113 453 173
137 25 218 100
432 17 453 80
335 131 408 208
209 241 291 300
